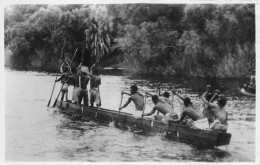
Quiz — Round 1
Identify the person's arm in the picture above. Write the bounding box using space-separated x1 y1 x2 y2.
201 91 209 104
226 111 228 122
176 97 182 104
171 111 187 123
209 120 218 130
170 91 174 105
156 83 161 96
119 97 132 110
209 90 220 102
143 107 156 117
201 85 212 103
55 75 64 82
98 78 101 86
208 90 220 107
121 91 131 96
145 91 154 97
172 90 184 101
60 63 65 73
208 100 218 108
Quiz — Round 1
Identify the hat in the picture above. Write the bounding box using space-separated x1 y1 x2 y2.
81 66 89 75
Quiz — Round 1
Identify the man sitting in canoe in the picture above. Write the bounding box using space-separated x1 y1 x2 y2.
145 89 177 119
207 93 228 132
142 94 178 124
155 83 174 109
89 69 101 110
162 91 174 109
119 85 144 118
201 85 219 126
170 90 208 130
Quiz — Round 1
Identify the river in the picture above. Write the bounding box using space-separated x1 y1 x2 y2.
5 69 255 162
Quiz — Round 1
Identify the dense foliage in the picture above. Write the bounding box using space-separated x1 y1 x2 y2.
4 4 255 78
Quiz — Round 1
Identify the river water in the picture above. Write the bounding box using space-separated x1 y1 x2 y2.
5 69 255 162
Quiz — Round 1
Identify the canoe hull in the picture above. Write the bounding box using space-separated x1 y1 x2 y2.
240 87 255 96
56 101 231 148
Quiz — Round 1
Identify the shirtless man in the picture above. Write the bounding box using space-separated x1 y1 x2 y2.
78 66 91 106
201 85 219 126
119 85 144 112
67 67 79 103
89 69 101 110
207 93 228 132
146 89 177 117
69 66 90 106
162 91 173 108
146 90 173 110
56 66 70 101
171 90 208 130
142 95 178 123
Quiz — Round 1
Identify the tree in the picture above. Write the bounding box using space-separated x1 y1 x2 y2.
85 18 111 65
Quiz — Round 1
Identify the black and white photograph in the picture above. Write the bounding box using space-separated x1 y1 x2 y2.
1 0 258 163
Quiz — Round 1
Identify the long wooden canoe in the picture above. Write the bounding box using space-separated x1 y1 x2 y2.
240 87 255 97
56 101 231 148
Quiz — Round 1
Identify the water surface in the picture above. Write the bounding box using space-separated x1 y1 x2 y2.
5 69 255 162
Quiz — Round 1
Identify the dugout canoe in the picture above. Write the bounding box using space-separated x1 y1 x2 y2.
240 87 255 97
56 101 231 148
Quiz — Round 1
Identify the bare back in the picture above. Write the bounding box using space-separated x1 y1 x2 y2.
90 75 101 89
80 75 90 89
211 106 228 125
130 93 144 111
183 105 205 121
154 97 174 115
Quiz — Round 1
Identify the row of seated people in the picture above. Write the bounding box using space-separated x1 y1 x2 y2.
119 85 228 133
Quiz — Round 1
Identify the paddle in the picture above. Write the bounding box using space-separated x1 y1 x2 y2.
138 93 147 130
98 86 101 107
47 63 62 107
52 48 78 107
47 38 66 107
115 93 124 125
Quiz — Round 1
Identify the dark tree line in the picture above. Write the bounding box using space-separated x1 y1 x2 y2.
4 4 255 78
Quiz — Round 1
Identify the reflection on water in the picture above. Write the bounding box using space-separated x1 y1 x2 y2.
5 69 255 161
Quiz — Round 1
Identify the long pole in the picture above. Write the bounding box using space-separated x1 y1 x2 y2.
47 63 61 107
52 48 78 107
47 38 66 107
138 93 147 130
115 93 124 125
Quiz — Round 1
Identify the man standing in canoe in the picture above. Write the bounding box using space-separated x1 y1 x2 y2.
171 90 208 130
142 94 178 124
67 67 79 103
77 66 91 106
55 64 70 101
119 85 144 118
89 69 101 110
68 65 90 105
